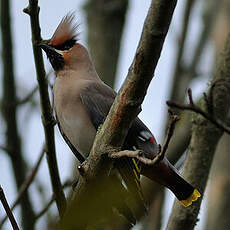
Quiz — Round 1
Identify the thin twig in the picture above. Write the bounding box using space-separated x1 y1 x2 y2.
35 180 72 221
61 0 178 228
160 110 180 160
167 88 230 134
0 186 20 230
0 145 12 153
0 145 46 228
17 86 38 106
110 111 179 166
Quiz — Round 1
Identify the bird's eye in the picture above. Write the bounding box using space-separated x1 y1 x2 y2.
52 38 76 51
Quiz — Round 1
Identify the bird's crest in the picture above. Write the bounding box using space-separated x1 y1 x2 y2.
49 12 79 50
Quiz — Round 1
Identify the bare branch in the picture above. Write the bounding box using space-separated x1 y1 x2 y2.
0 186 20 230
1 0 35 227
110 111 179 166
167 33 230 230
24 0 66 217
0 145 11 153
169 0 197 104
35 180 72 221
0 145 45 228
61 1 178 228
167 87 230 134
17 85 38 106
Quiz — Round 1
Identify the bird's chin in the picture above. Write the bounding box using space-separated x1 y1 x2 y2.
49 54 65 71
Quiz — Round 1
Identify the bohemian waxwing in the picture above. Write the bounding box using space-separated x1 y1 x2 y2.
39 13 200 215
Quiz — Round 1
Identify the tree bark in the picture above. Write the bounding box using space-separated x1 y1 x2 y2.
84 0 129 88
205 132 230 230
205 1 230 229
167 33 230 230
0 0 35 229
24 0 67 217
60 0 178 229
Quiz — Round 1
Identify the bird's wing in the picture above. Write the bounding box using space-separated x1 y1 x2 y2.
80 81 116 129
80 81 159 159
80 83 201 208
80 81 147 216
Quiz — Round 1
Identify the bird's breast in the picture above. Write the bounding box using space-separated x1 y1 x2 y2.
53 77 96 156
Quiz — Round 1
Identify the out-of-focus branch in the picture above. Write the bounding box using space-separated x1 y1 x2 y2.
23 0 66 217
61 0 178 229
34 180 72 221
164 0 223 164
166 111 192 165
167 33 230 230
0 145 45 228
0 0 35 229
205 132 230 230
0 186 20 230
164 0 224 163
84 0 129 88
188 0 223 77
17 85 38 106
169 0 196 104
205 2 230 228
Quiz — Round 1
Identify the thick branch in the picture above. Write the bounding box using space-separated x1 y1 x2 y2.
167 33 230 230
84 0 129 88
61 0 178 229
24 0 66 217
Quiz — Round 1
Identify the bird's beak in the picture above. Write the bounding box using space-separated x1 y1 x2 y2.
38 43 65 71
38 43 55 54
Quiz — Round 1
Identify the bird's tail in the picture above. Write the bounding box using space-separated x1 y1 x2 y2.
115 157 147 219
141 158 201 207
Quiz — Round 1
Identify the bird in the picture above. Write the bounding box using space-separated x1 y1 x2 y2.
39 13 200 214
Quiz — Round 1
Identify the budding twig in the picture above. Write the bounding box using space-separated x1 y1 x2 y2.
167 87 230 134
110 111 180 166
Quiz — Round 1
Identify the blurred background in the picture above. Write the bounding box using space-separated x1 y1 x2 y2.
0 0 229 229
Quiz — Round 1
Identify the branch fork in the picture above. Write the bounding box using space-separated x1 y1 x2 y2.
110 111 180 166
167 86 230 134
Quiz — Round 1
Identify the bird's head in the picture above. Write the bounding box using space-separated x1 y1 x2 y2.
39 13 89 72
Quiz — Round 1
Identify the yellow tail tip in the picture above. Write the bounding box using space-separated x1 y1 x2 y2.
180 189 201 207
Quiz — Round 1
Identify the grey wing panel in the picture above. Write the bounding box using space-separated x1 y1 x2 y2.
80 82 116 130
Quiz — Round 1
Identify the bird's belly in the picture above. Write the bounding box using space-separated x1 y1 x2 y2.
57 107 96 156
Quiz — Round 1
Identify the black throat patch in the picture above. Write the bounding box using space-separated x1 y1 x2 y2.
48 51 65 71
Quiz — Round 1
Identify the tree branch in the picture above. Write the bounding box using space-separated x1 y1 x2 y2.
167 33 230 230
167 87 230 134
0 145 45 228
34 180 72 221
17 85 38 106
23 0 66 217
110 111 179 166
0 0 35 228
84 0 129 88
169 0 196 104
60 0 178 229
0 186 20 230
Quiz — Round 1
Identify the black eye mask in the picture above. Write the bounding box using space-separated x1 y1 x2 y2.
51 38 76 51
